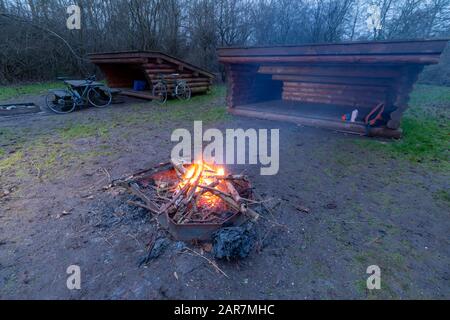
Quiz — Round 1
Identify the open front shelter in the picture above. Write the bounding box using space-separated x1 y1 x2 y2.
218 39 448 138
89 51 215 100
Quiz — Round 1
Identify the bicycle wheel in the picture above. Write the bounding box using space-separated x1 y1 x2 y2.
46 91 76 114
152 82 168 104
87 86 112 108
175 82 191 101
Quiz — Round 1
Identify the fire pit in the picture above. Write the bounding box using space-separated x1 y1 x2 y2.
115 161 259 241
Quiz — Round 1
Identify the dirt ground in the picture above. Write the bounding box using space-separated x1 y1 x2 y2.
0 91 449 300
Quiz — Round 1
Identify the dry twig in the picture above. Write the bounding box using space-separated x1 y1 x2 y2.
181 247 229 278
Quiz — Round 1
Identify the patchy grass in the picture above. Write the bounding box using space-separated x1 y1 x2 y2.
433 189 450 204
0 135 113 180
153 85 228 122
0 128 22 160
163 102 229 123
0 127 19 144
389 116 449 163
0 82 61 101
113 85 229 126
58 123 110 140
356 85 450 170
353 248 408 299
0 123 112 180
0 150 24 173
0 85 227 181
168 85 226 105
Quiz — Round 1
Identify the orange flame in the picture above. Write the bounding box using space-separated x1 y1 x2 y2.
177 161 225 208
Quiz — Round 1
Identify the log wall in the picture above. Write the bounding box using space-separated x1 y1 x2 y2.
261 65 392 107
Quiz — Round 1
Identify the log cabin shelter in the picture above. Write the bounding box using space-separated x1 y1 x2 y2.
88 51 215 100
218 39 448 138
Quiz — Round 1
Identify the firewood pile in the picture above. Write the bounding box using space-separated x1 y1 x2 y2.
115 160 259 234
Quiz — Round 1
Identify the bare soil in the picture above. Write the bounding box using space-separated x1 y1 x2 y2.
0 92 449 299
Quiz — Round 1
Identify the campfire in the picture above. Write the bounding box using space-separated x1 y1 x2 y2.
115 160 259 241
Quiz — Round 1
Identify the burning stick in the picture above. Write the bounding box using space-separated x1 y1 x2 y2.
183 161 204 205
159 182 190 215
177 163 204 223
199 184 259 221
198 185 232 199
210 174 248 181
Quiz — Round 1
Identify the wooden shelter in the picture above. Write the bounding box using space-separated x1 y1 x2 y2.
88 51 214 99
218 39 448 138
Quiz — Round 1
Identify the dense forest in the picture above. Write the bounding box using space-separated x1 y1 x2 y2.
1 0 449 84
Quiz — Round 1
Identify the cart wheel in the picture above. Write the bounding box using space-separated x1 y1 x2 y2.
46 92 76 114
87 86 112 108
152 82 168 105
175 82 191 101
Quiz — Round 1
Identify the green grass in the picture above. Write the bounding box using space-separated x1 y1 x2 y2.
0 82 61 101
357 85 450 170
169 85 226 105
0 127 17 143
0 150 24 173
0 85 227 181
409 84 450 107
0 128 21 160
353 248 407 299
58 123 110 140
1 121 112 179
114 85 229 125
0 135 114 180
433 189 450 204
161 85 228 121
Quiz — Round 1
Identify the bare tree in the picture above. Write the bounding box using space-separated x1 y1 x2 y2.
0 0 449 84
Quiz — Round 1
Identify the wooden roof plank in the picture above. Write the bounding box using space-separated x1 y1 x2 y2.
89 51 214 78
217 39 449 58
220 54 441 64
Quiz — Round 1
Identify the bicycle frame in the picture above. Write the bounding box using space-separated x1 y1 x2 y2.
64 80 101 106
156 74 186 97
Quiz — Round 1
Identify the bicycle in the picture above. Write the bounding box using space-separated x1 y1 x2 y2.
152 73 192 105
46 75 112 114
